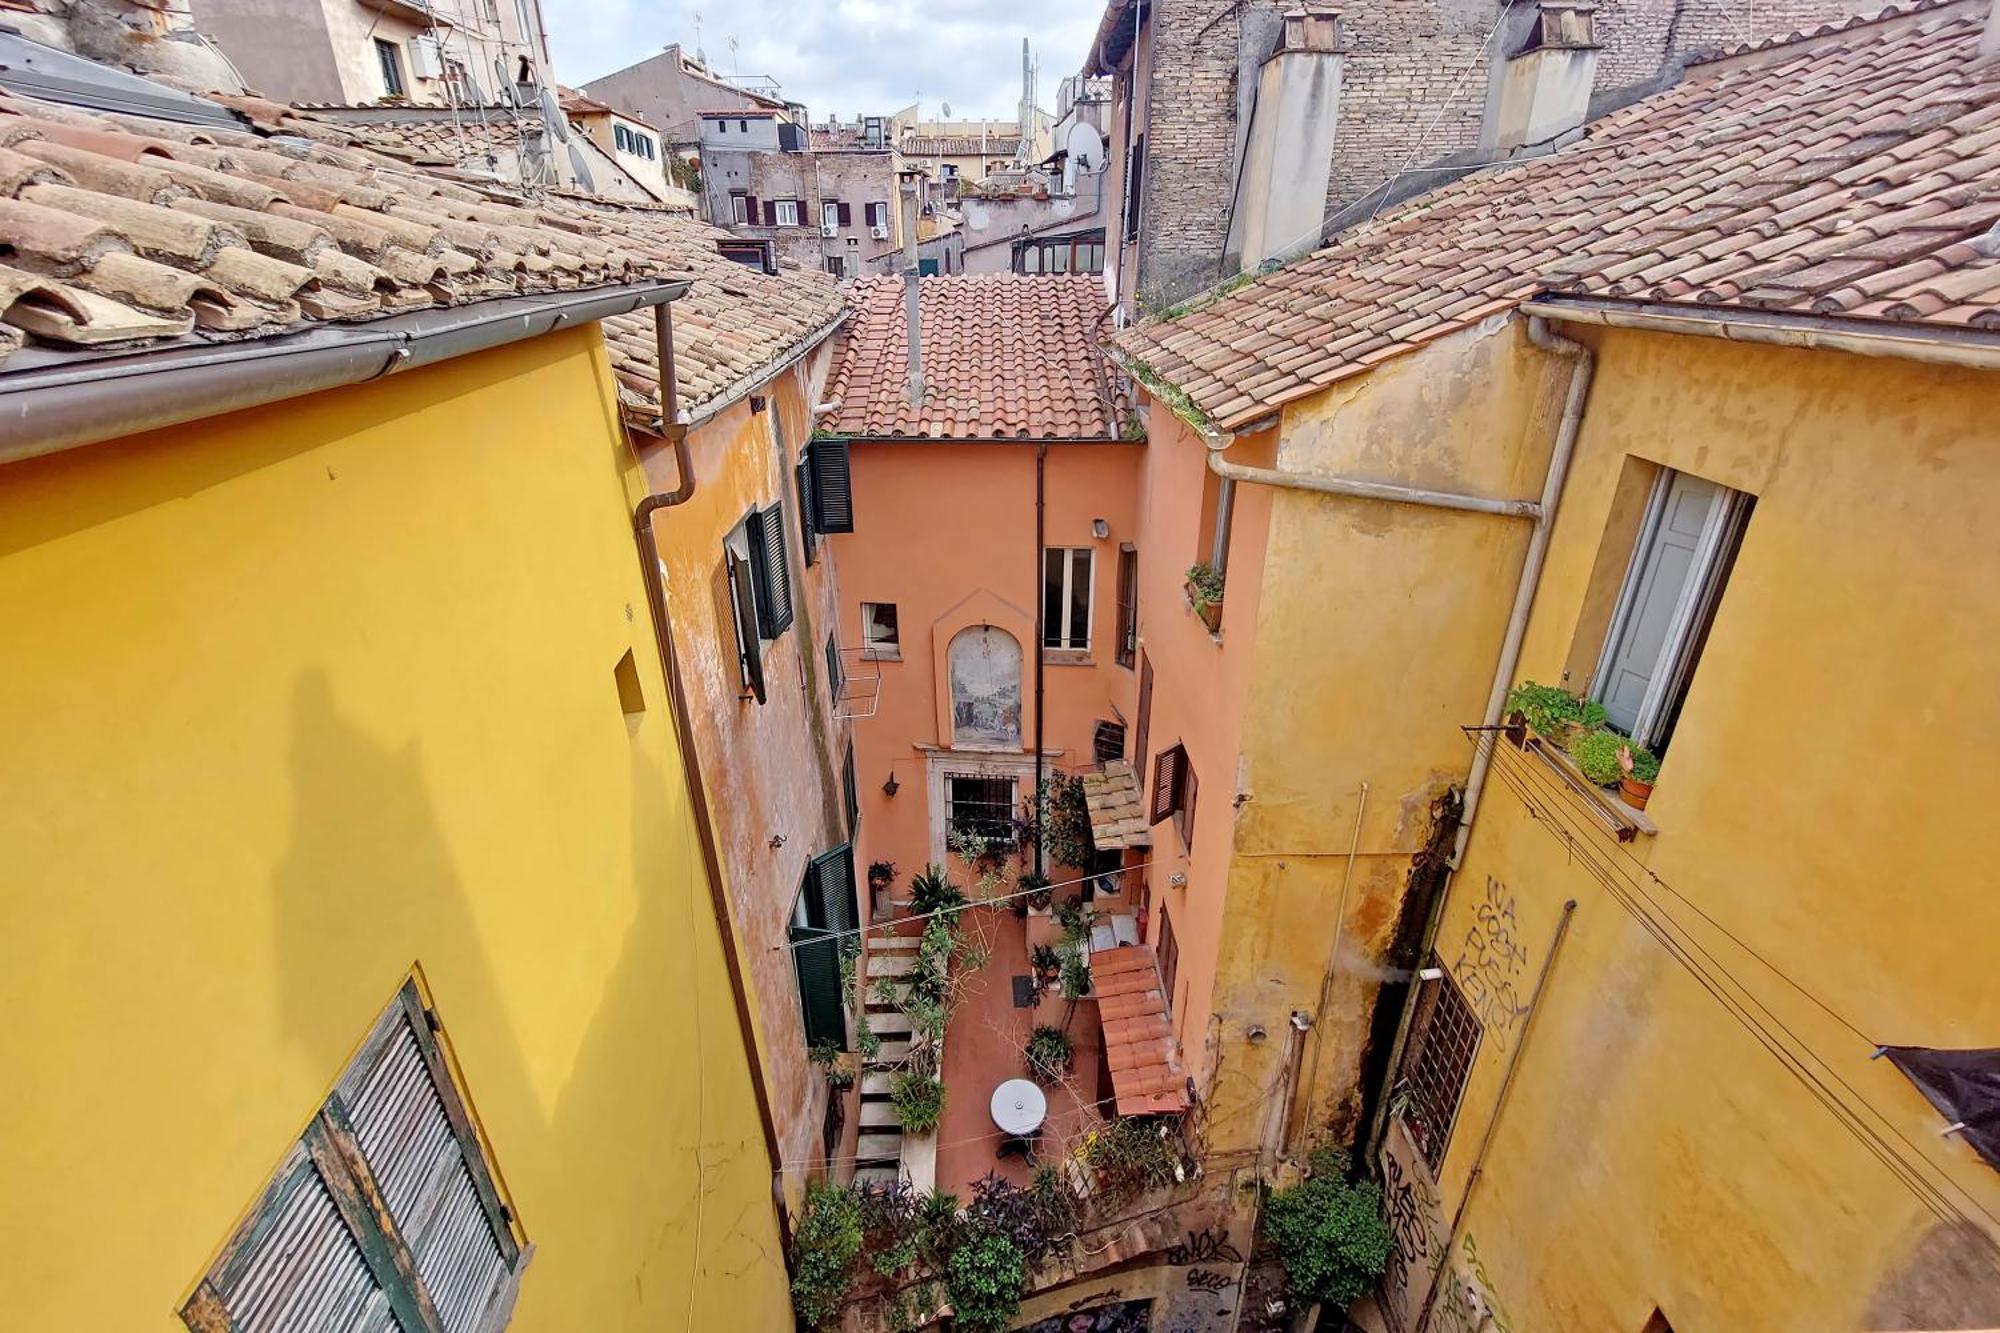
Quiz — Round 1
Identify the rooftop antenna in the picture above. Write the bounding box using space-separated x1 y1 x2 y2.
692 9 705 65
728 34 739 75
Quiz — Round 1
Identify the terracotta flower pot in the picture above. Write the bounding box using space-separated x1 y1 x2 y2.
1619 777 1654 810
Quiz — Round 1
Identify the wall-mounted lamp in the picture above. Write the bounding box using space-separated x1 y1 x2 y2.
883 772 901 797
1091 517 1111 539
1418 966 1445 982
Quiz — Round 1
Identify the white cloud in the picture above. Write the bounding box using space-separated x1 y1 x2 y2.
543 0 1100 124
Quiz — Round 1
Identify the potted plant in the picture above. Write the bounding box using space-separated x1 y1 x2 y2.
1504 680 1606 750
1617 740 1661 810
1025 1024 1072 1084
890 1070 945 1135
1185 562 1225 633
1019 871 1052 912
867 859 897 892
1030 943 1062 986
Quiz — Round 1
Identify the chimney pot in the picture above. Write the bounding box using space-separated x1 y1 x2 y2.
1281 9 1344 53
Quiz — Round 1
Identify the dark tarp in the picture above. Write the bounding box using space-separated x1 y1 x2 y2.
1882 1046 2000 1171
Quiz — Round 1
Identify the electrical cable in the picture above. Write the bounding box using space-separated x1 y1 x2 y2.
1476 740 2000 1237
769 862 1153 952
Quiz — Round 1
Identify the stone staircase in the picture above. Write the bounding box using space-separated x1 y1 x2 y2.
852 933 938 1191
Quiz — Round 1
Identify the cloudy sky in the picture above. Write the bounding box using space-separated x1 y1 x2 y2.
542 0 1099 124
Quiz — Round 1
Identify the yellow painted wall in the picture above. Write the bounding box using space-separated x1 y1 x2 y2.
1393 329 2000 1328
0 327 792 1329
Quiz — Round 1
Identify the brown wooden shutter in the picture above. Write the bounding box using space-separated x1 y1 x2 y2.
1175 756 1198 850
745 194 761 224
1149 743 1181 825
837 200 852 226
1133 652 1152 769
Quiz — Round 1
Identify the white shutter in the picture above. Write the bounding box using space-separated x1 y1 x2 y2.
1594 471 1726 742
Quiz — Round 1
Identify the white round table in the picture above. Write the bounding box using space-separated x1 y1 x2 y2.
990 1078 1048 1137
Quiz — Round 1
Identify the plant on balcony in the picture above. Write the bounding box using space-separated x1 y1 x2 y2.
1059 945 1092 998
1025 1024 1072 1084
809 1040 855 1091
1570 729 1661 806
1017 870 1053 912
867 859 898 889
1617 737 1662 809
790 1181 864 1328
968 1170 1074 1268
1032 772 1094 873
1503 680 1606 749
891 1070 946 1134
943 1231 1027 1333
1262 1147 1395 1313
840 944 881 1062
908 863 966 919
1080 1116 1181 1206
1030 943 1062 984
1185 562 1225 632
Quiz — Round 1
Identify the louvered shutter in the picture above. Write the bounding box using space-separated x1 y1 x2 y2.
790 922 846 1048
796 449 817 566
745 194 761 225
1149 744 1181 825
808 437 854 533
337 989 517 1333
841 743 859 836
1134 653 1153 772
812 844 859 938
837 201 851 226
1176 759 1198 850
197 1146 405 1333
727 546 766 704
748 501 794 638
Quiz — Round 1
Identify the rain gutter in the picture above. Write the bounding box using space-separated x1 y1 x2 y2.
0 281 691 465
1530 296 2000 371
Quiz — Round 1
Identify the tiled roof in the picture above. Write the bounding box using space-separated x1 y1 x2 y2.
0 89 843 423
1083 761 1151 851
1093 945 1190 1117
1115 1 2000 432
825 274 1134 440
904 135 1021 158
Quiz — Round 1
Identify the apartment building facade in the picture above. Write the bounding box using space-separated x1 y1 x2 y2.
700 109 913 276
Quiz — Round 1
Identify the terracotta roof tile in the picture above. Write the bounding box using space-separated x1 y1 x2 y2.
1117 4 2000 430
1091 945 1190 1117
825 274 1133 440
0 89 845 427
1082 761 1152 850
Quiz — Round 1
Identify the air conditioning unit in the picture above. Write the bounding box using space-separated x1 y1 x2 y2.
406 34 443 81
820 223 838 237
870 224 889 240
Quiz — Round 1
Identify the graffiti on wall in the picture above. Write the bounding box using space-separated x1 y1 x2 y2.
1428 1235 1516 1333
1382 1139 1443 1316
1164 1229 1245 1267
1453 876 1532 1048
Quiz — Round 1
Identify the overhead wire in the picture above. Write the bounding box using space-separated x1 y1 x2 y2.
1474 735 1999 1237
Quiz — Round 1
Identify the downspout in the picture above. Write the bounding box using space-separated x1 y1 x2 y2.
629 301 789 1236
1364 314 1594 1165
1412 900 1577 1333
1034 439 1048 879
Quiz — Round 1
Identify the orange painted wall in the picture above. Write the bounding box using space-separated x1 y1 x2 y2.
830 441 1144 898
1116 411 1275 1121
639 343 851 1206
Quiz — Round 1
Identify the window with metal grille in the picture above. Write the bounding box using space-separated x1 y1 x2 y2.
181 980 524 1333
1093 719 1125 765
1042 547 1093 650
946 774 1017 845
1114 545 1137 668
790 845 857 1048
1397 960 1483 1171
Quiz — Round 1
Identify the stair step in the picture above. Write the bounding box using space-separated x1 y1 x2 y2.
869 934 922 952
866 983 913 1007
856 1133 904 1162
870 1040 912 1065
855 1166 903 1186
865 954 917 978
860 1102 902 1128
861 1071 895 1097
871 1013 914 1037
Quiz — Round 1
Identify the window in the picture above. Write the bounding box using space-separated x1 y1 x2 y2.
374 38 406 97
1114 544 1138 668
862 602 899 658
947 773 1017 844
1590 468 1752 753
730 191 749 225
802 437 853 535
615 123 630 152
790 845 857 1049
181 979 525 1332
725 502 792 705
825 255 846 278
1123 131 1145 242
1398 959 1482 1171
1156 908 1179 1015
825 629 844 705
822 200 840 230
842 740 860 835
1149 741 1196 849
739 118 750 133
773 199 800 227
866 201 889 229
1042 546 1093 651
1093 719 1126 765
633 131 655 159
443 58 471 103
1134 651 1153 774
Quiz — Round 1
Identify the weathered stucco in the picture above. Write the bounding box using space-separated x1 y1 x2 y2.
0 327 790 1328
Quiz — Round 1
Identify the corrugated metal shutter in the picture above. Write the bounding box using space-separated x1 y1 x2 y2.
726 546 767 705
748 502 794 639
340 1005 513 1333
809 438 854 533
210 1149 403 1333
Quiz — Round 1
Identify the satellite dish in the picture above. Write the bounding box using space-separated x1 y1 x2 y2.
539 85 571 142
567 143 597 193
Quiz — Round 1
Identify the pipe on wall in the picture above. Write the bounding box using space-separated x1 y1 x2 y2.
1204 449 1543 519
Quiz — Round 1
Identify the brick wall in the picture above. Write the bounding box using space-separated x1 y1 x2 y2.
1128 0 1881 311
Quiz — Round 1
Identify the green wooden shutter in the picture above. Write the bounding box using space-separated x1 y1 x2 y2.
790 924 846 1049
747 502 793 639
809 437 854 533
796 449 817 566
727 546 766 705
842 741 859 837
812 844 858 937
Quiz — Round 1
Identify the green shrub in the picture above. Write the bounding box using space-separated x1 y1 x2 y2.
1025 1025 1072 1084
909 863 966 917
944 1232 1026 1333
790 1183 863 1327
1186 562 1225 606
1081 1117 1179 1205
892 1071 945 1134
1570 728 1660 787
1626 743 1661 783
1263 1149 1395 1311
1504 681 1606 740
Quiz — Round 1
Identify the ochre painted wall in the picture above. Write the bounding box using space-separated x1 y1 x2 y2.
641 348 852 1207
0 327 791 1330
831 441 1144 900
1395 329 2000 1329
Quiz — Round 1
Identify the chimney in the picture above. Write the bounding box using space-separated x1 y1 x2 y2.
898 169 926 406
1483 1 1601 155
1985 0 2000 55
1223 10 1348 272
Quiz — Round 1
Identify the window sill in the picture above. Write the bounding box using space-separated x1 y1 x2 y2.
861 646 902 662
1042 648 1093 667
1518 729 1658 841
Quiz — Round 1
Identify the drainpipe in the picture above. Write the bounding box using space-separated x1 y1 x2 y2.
899 170 924 403
1363 314 1593 1166
629 301 789 1237
1204 450 1542 519
1033 439 1048 879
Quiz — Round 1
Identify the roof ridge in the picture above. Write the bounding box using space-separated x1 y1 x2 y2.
1689 0 1981 69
